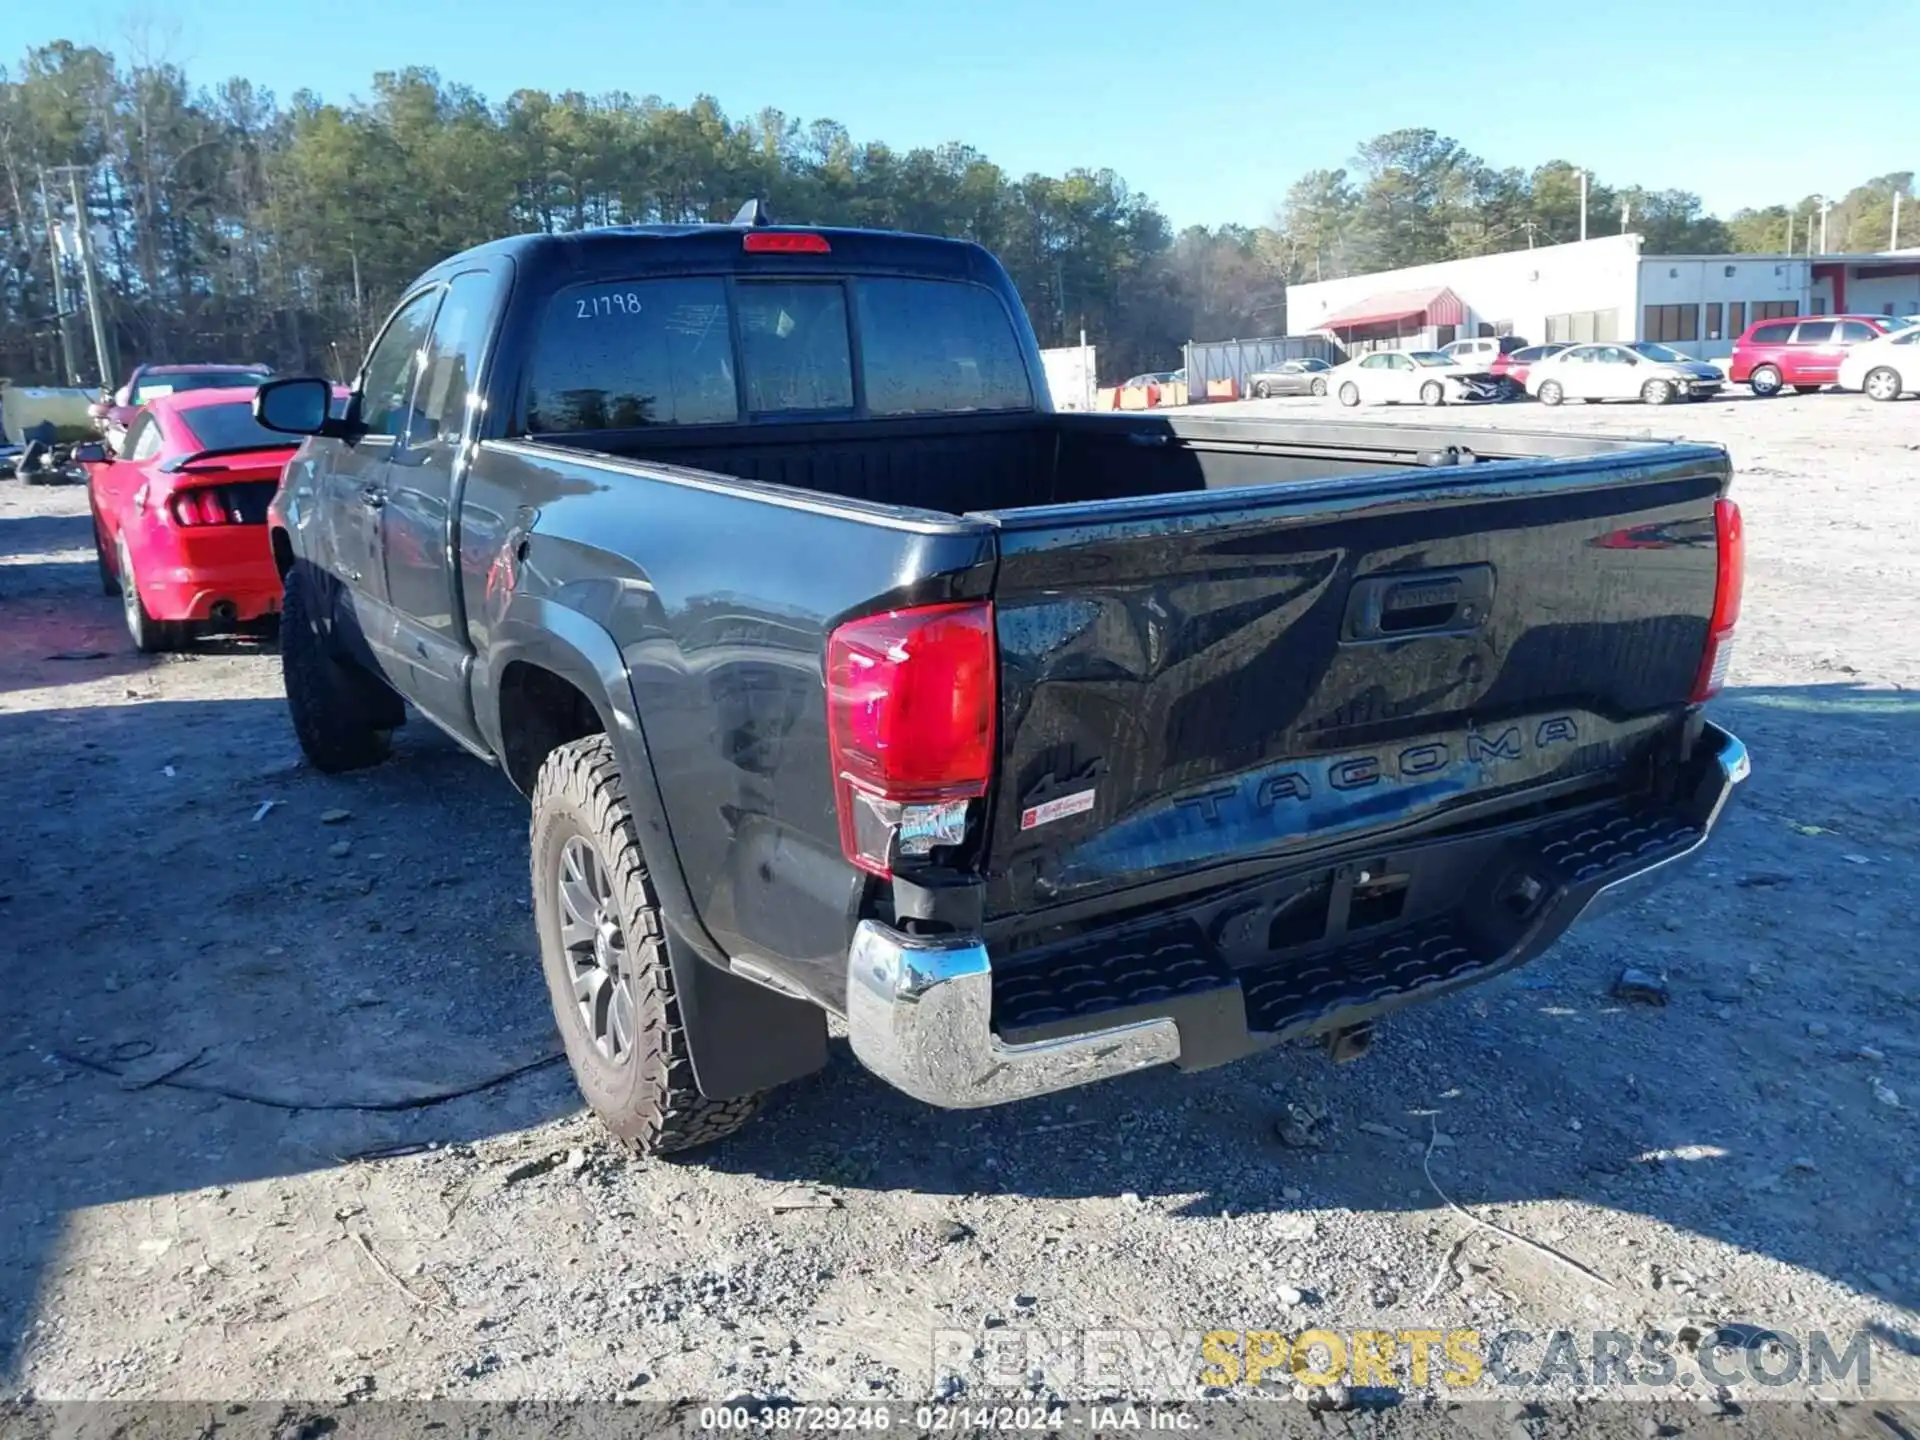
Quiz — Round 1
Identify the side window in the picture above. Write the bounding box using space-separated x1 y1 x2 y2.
404 270 501 450
125 416 162 461
1387 354 1415 371
1792 321 1835 344
1750 322 1794 345
357 290 444 440
1359 354 1390 370
1837 321 1877 344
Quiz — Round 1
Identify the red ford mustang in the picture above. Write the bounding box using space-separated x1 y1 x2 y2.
84 387 333 652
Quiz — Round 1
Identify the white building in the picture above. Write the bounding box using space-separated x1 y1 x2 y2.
1285 235 1920 362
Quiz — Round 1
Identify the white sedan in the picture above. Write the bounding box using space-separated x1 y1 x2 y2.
1837 326 1920 401
1327 350 1501 407
1527 342 1725 406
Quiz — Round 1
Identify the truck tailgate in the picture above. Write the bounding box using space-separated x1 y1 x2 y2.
977 450 1728 923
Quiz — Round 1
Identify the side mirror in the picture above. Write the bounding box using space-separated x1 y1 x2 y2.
255 376 345 438
71 441 108 464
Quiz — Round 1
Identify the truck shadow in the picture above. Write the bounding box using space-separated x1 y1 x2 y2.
0 695 579 1382
1 682 1913 1382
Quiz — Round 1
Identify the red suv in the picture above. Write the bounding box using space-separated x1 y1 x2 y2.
1728 315 1901 396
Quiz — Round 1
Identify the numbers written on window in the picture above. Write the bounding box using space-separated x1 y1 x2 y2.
527 277 737 431
575 291 646 320
524 275 1033 432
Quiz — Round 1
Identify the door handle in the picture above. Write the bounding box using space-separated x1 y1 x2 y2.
360 484 385 509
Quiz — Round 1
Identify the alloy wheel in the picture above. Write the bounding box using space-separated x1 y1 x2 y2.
557 834 636 1065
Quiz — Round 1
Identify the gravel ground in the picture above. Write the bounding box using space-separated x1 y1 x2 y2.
1 391 1917 1422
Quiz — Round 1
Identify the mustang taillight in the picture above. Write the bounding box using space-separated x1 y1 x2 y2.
825 601 995 877
1691 497 1744 702
169 487 235 526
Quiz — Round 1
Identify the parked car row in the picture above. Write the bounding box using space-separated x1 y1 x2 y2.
1240 312 1920 410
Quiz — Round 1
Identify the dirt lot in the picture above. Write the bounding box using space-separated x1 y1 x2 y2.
2 391 1918 1418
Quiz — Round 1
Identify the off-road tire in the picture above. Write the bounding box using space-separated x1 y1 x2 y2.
531 734 763 1156
280 566 400 773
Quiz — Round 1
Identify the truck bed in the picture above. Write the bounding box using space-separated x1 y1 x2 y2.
548 409 1671 514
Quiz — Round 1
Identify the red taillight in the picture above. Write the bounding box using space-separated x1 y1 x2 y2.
1691 498 1744 701
169 488 232 526
826 601 995 877
743 231 831 254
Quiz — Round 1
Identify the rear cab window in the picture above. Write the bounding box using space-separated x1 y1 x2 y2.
522 273 1032 432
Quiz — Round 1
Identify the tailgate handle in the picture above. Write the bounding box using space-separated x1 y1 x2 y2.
1343 564 1494 641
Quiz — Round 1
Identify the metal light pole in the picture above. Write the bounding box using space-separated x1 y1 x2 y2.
1893 192 1903 251
1818 199 1832 255
36 170 77 384
48 164 114 389
1577 170 1589 243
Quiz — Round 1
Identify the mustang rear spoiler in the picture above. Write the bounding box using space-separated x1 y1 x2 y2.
158 443 299 474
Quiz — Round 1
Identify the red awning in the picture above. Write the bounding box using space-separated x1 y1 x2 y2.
1317 285 1467 331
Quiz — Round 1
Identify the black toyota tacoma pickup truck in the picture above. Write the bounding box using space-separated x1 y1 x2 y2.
255 208 1749 1155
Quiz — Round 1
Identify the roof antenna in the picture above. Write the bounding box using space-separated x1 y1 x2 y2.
732 197 772 228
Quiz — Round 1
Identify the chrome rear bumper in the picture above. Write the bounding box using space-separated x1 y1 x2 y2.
846 723 1748 1109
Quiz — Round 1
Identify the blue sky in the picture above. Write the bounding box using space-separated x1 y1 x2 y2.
7 0 1916 230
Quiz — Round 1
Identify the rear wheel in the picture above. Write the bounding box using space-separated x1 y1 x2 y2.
1538 380 1565 407
1310 377 1328 397
1641 378 1675 406
279 565 402 773
1252 380 1271 399
1419 380 1446 406
1749 364 1783 397
117 538 188 653
1865 366 1904 402
532 734 764 1156
1337 382 1361 407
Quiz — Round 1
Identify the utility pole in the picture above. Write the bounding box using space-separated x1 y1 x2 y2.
1893 192 1903 251
37 170 76 384
1577 170 1589 243
1785 211 1793 255
48 165 113 389
1818 199 1832 255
